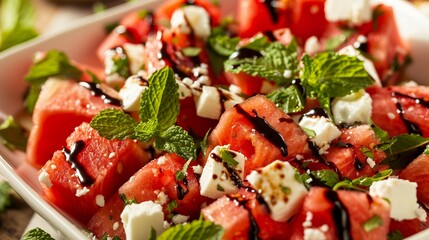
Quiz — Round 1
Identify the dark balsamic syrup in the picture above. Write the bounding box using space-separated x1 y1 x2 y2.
391 92 422 135
176 177 189 200
263 0 279 23
210 153 243 188
325 190 352 240
353 158 364 171
235 105 288 156
79 81 121 106
62 140 94 186
226 192 261 240
229 48 263 60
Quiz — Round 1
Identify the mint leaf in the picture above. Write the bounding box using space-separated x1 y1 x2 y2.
301 52 373 117
207 23 239 76
333 169 392 191
325 28 355 52
219 147 238 167
200 129 211 159
22 227 55 240
158 219 224 240
0 27 37 51
370 121 390 142
379 134 429 169
140 67 179 131
90 109 138 140
387 230 404 240
25 50 82 84
155 125 197 160
0 115 27 151
0 181 12 212
119 193 137 206
362 215 383 232
267 84 305 114
134 118 159 142
23 84 42 113
175 158 192 181
242 35 269 51
225 41 299 85
311 170 339 188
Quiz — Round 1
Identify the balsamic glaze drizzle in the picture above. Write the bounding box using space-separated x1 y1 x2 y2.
210 153 243 188
79 81 121 106
263 0 279 23
226 192 261 240
391 92 422 135
308 142 342 179
176 177 189 200
235 105 288 156
62 140 94 186
229 48 263 61
353 158 364 171
325 190 352 240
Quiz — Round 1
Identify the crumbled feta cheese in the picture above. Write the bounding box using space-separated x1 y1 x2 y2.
246 160 308 222
176 78 192 99
172 214 190 225
299 116 341 152
366 157 376 168
38 170 52 188
119 75 148 112
325 0 372 25
304 228 327 240
108 152 116 159
156 191 168 205
304 36 320 55
302 211 313 228
387 112 396 120
369 178 427 222
229 84 242 95
200 145 246 199
96 195 105 207
50 164 57 170
171 6 211 39
123 43 145 74
76 187 90 197
195 86 244 120
121 201 165 240
113 221 119 231
192 165 203 175
331 89 372 125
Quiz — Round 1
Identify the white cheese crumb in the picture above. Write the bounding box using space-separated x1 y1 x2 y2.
38 170 53 188
113 221 119 231
50 164 57 170
331 89 372 125
325 0 372 25
192 165 203 175
172 214 190 225
304 228 327 240
366 157 376 168
96 195 105 207
302 211 313 228
304 36 320 55
108 152 116 159
76 187 90 197
156 191 169 205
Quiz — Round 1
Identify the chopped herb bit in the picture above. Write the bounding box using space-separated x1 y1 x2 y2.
362 215 383 232
333 169 392 191
158 219 224 240
267 84 306 114
149 227 157 240
182 47 202 57
167 200 178 212
360 147 374 159
325 28 355 51
22 227 55 240
0 115 27 151
119 193 137 206
200 129 212 159
219 147 238 167
217 184 225 192
279 185 291 195
387 230 404 240
176 158 193 181
301 126 316 138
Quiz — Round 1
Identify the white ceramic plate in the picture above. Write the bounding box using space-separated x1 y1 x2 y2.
0 0 428 239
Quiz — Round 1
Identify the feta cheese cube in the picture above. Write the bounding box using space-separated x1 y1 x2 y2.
299 116 341 151
195 86 244 120
246 160 308 222
38 170 52 188
121 201 165 240
119 75 148 112
123 43 145 74
325 0 372 25
171 5 211 39
331 89 372 125
369 178 427 222
200 145 246 199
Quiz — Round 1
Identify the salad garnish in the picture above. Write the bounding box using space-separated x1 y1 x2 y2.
0 115 27 151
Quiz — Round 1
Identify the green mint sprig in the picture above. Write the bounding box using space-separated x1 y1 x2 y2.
22 227 54 240
332 169 392 191
0 115 27 151
157 219 224 240
90 67 197 160
0 181 12 212
267 84 306 114
224 41 299 86
24 50 83 113
301 52 373 118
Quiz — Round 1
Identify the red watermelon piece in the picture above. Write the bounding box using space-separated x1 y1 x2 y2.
206 95 311 176
27 79 121 168
39 122 149 225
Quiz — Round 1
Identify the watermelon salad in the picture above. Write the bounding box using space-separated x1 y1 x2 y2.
5 0 429 239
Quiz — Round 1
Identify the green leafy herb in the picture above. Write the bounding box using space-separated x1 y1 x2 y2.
308 169 340 188
362 215 383 232
371 121 390 142
149 227 157 240
379 134 429 169
0 181 12 212
167 200 178 213
86 69 102 84
219 147 238 167
90 67 197 160
301 127 316 138
108 50 130 79
217 184 225 192
333 169 392 191
200 129 212 159
225 41 299 85
0 0 38 51
279 185 291 194
22 227 55 240
325 28 355 51
267 84 306 114
24 50 83 113
301 52 373 118
360 147 374 159
242 35 269 51
423 146 429 155
176 158 193 181
387 230 404 240
157 219 224 240
0 115 27 151
100 233 120 240
182 47 202 57
119 193 137 206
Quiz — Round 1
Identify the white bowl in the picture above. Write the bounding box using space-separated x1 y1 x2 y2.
0 0 428 239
